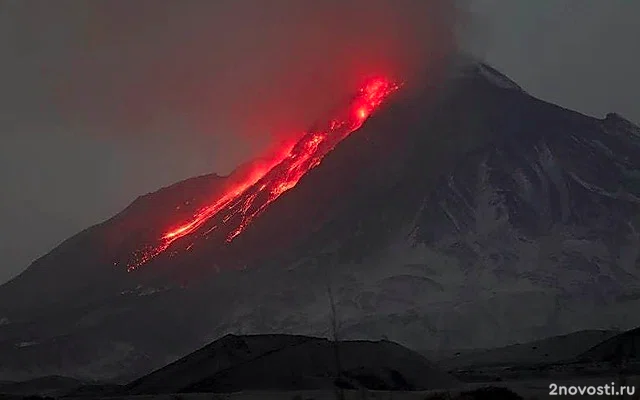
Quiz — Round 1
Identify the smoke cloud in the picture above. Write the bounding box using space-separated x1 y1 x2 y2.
50 0 463 167
0 0 465 283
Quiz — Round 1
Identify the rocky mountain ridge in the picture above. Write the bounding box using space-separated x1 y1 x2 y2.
0 59 638 381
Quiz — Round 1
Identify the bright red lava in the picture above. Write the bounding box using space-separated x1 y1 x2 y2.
128 77 401 271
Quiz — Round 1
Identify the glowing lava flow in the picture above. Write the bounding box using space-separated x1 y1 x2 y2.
128 77 401 270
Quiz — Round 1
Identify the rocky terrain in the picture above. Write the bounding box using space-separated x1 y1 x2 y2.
1 58 639 381
2 328 640 399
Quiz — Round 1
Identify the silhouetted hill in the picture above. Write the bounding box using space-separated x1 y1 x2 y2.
579 326 640 362
124 334 457 394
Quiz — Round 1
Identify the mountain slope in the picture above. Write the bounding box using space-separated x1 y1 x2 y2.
579 326 640 362
124 334 457 394
437 329 619 369
0 59 639 381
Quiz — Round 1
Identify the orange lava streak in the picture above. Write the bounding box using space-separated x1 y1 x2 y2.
127 77 401 271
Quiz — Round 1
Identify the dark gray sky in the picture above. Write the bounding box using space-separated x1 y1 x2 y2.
0 0 638 284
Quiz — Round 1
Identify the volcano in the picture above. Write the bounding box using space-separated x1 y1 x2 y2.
127 77 401 271
1 58 640 382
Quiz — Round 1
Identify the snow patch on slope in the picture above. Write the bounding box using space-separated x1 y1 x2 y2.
568 171 640 204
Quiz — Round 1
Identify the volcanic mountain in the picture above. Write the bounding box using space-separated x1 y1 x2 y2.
1 58 639 381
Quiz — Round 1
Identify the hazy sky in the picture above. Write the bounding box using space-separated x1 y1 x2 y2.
0 0 638 284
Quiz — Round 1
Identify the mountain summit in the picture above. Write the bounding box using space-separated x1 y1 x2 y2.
1 59 639 381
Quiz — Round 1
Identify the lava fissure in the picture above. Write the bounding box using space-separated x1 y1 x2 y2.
127 77 401 271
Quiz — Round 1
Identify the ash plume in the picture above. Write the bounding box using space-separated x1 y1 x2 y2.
51 0 465 169
0 0 467 283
